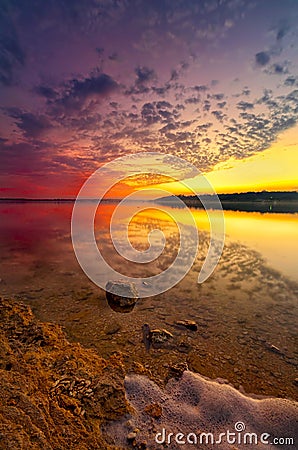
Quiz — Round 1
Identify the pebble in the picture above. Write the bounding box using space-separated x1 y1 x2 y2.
127 432 137 441
268 344 283 355
150 329 173 346
105 322 121 335
175 320 198 331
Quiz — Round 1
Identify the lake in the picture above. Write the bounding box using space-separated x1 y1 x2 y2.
0 202 297 400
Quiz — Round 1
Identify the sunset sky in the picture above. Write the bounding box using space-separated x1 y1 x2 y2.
0 0 298 198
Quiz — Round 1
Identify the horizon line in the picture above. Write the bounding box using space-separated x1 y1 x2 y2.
0 189 298 202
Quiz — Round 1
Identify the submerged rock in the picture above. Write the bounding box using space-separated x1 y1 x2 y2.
105 280 138 313
127 431 137 441
142 325 174 350
149 329 173 347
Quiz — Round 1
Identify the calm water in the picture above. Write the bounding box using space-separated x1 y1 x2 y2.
0 202 297 399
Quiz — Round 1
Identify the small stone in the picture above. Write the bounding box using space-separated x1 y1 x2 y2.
293 378 298 386
105 322 121 335
105 280 138 313
149 329 173 347
127 432 137 441
268 344 283 355
175 320 198 331
168 362 188 379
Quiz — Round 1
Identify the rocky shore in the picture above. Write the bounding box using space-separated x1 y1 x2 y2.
0 296 130 449
1 296 297 450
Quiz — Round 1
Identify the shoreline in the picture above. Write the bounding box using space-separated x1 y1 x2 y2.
1 296 297 449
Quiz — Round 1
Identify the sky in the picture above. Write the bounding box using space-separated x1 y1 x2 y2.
0 0 298 198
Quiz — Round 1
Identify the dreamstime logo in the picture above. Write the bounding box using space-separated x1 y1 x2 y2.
155 422 295 446
71 152 225 298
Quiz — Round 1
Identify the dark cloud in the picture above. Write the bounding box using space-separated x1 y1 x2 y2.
271 63 288 75
217 101 226 109
53 72 118 113
193 85 209 92
185 96 200 104
0 8 25 85
159 123 178 133
34 85 57 100
276 23 290 41
284 76 297 86
210 93 225 101
140 101 179 126
124 66 157 95
170 69 179 81
156 101 172 109
151 85 171 96
211 110 226 122
237 101 254 111
6 109 52 139
255 51 270 66
135 66 156 85
203 100 211 112
141 102 161 125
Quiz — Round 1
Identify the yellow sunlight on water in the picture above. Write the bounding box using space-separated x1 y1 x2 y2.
125 206 298 282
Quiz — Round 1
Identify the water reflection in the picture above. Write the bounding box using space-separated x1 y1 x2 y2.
0 202 297 399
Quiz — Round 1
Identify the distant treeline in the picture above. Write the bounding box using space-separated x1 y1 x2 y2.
155 191 298 213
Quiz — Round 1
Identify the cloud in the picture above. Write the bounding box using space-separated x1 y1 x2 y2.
135 66 156 85
255 51 270 66
141 102 161 125
48 72 118 115
237 101 254 111
217 101 226 109
284 76 297 86
125 66 157 95
271 62 289 75
211 110 226 122
62 73 117 103
34 85 57 99
0 8 25 85
185 96 200 104
6 109 52 139
276 23 290 41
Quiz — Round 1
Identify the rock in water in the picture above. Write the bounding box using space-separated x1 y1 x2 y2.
105 280 138 313
175 319 198 331
142 323 151 351
149 329 173 348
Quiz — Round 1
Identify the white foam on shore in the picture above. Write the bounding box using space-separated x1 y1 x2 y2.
103 370 298 449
